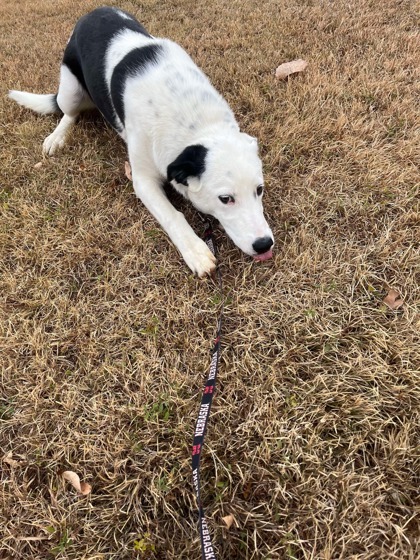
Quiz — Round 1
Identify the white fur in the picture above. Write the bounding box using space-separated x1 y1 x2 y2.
57 64 94 116
113 8 134 21
8 90 57 114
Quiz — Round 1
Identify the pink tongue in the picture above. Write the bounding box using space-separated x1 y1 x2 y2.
253 249 273 262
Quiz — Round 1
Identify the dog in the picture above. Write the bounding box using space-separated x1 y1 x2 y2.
9 6 274 276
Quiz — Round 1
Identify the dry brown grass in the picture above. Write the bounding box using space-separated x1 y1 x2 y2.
1 0 419 558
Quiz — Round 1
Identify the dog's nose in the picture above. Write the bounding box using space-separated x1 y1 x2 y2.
252 236 274 254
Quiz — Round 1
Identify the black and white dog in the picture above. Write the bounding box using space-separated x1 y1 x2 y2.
9 6 274 276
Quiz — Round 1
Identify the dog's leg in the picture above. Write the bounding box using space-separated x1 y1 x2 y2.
43 114 77 155
130 162 216 276
43 65 93 155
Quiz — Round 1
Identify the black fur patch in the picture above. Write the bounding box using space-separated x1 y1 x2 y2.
62 7 151 131
167 145 208 186
110 45 163 124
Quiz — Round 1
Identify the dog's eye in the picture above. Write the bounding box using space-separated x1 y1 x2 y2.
256 185 264 196
219 195 235 204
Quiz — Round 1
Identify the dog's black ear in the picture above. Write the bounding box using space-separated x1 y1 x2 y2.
167 144 208 187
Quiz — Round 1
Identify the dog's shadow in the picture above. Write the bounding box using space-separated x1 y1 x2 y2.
77 109 120 147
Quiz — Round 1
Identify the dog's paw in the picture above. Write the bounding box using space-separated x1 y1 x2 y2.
182 239 217 277
42 131 66 155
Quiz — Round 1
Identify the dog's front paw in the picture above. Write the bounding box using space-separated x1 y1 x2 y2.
43 131 66 155
182 239 217 277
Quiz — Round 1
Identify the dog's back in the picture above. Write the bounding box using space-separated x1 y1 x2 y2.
63 7 155 132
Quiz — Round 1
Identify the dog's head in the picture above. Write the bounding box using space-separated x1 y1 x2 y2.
167 133 274 261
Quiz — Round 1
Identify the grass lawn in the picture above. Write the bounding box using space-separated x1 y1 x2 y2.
1 0 419 558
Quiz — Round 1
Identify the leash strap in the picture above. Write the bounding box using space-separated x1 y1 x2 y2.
192 218 222 560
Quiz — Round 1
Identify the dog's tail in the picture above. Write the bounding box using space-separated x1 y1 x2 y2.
8 90 60 115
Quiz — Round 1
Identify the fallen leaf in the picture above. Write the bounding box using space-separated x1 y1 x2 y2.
125 161 132 181
222 514 236 529
33 161 43 169
3 451 20 468
383 289 404 310
62 471 92 495
275 59 308 80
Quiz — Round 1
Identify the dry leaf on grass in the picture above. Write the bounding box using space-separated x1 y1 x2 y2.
222 514 236 529
125 161 132 181
3 451 21 468
62 471 92 495
275 59 308 79
383 289 404 310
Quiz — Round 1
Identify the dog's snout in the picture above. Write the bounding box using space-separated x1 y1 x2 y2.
252 236 274 254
